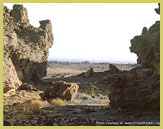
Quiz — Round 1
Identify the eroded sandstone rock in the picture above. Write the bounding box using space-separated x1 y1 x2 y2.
41 81 79 101
108 70 160 110
3 5 54 92
109 4 160 111
3 57 22 93
130 4 160 74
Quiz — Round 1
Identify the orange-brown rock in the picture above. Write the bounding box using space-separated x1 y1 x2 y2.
41 81 79 101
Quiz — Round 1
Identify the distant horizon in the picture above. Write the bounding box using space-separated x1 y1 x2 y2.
48 58 137 64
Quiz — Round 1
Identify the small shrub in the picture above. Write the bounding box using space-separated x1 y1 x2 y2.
50 98 65 106
85 83 97 95
30 100 44 113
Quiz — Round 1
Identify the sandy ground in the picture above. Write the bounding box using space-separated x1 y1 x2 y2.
46 62 136 77
4 62 159 126
43 62 137 95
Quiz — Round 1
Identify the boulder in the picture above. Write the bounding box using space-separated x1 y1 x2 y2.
3 4 54 92
41 81 79 101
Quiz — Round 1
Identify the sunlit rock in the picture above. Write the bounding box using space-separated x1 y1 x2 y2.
3 4 54 92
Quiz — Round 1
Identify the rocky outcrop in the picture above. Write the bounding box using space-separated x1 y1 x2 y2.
3 5 54 92
77 68 94 78
109 4 160 111
41 81 79 101
155 3 160 15
108 68 160 110
109 64 120 73
130 4 160 74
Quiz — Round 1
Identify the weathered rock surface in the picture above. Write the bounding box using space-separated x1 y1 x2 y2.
41 81 79 101
130 4 160 74
109 4 160 111
3 56 22 93
3 5 54 92
108 69 160 110
135 68 153 77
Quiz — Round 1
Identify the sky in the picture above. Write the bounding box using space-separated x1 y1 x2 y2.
4 3 160 63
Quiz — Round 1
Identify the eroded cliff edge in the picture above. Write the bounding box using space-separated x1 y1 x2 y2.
109 4 160 111
130 3 160 74
3 5 54 92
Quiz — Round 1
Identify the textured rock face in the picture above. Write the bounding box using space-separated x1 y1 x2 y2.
3 56 22 93
108 69 160 110
130 4 160 74
41 81 79 101
3 5 54 92
109 4 160 111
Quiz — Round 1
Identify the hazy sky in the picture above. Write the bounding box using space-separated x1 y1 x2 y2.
4 3 160 63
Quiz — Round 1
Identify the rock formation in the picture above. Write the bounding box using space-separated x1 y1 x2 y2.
78 68 94 77
109 64 120 73
3 4 54 92
130 4 160 74
41 81 79 101
108 69 160 110
109 4 160 111
155 3 160 15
